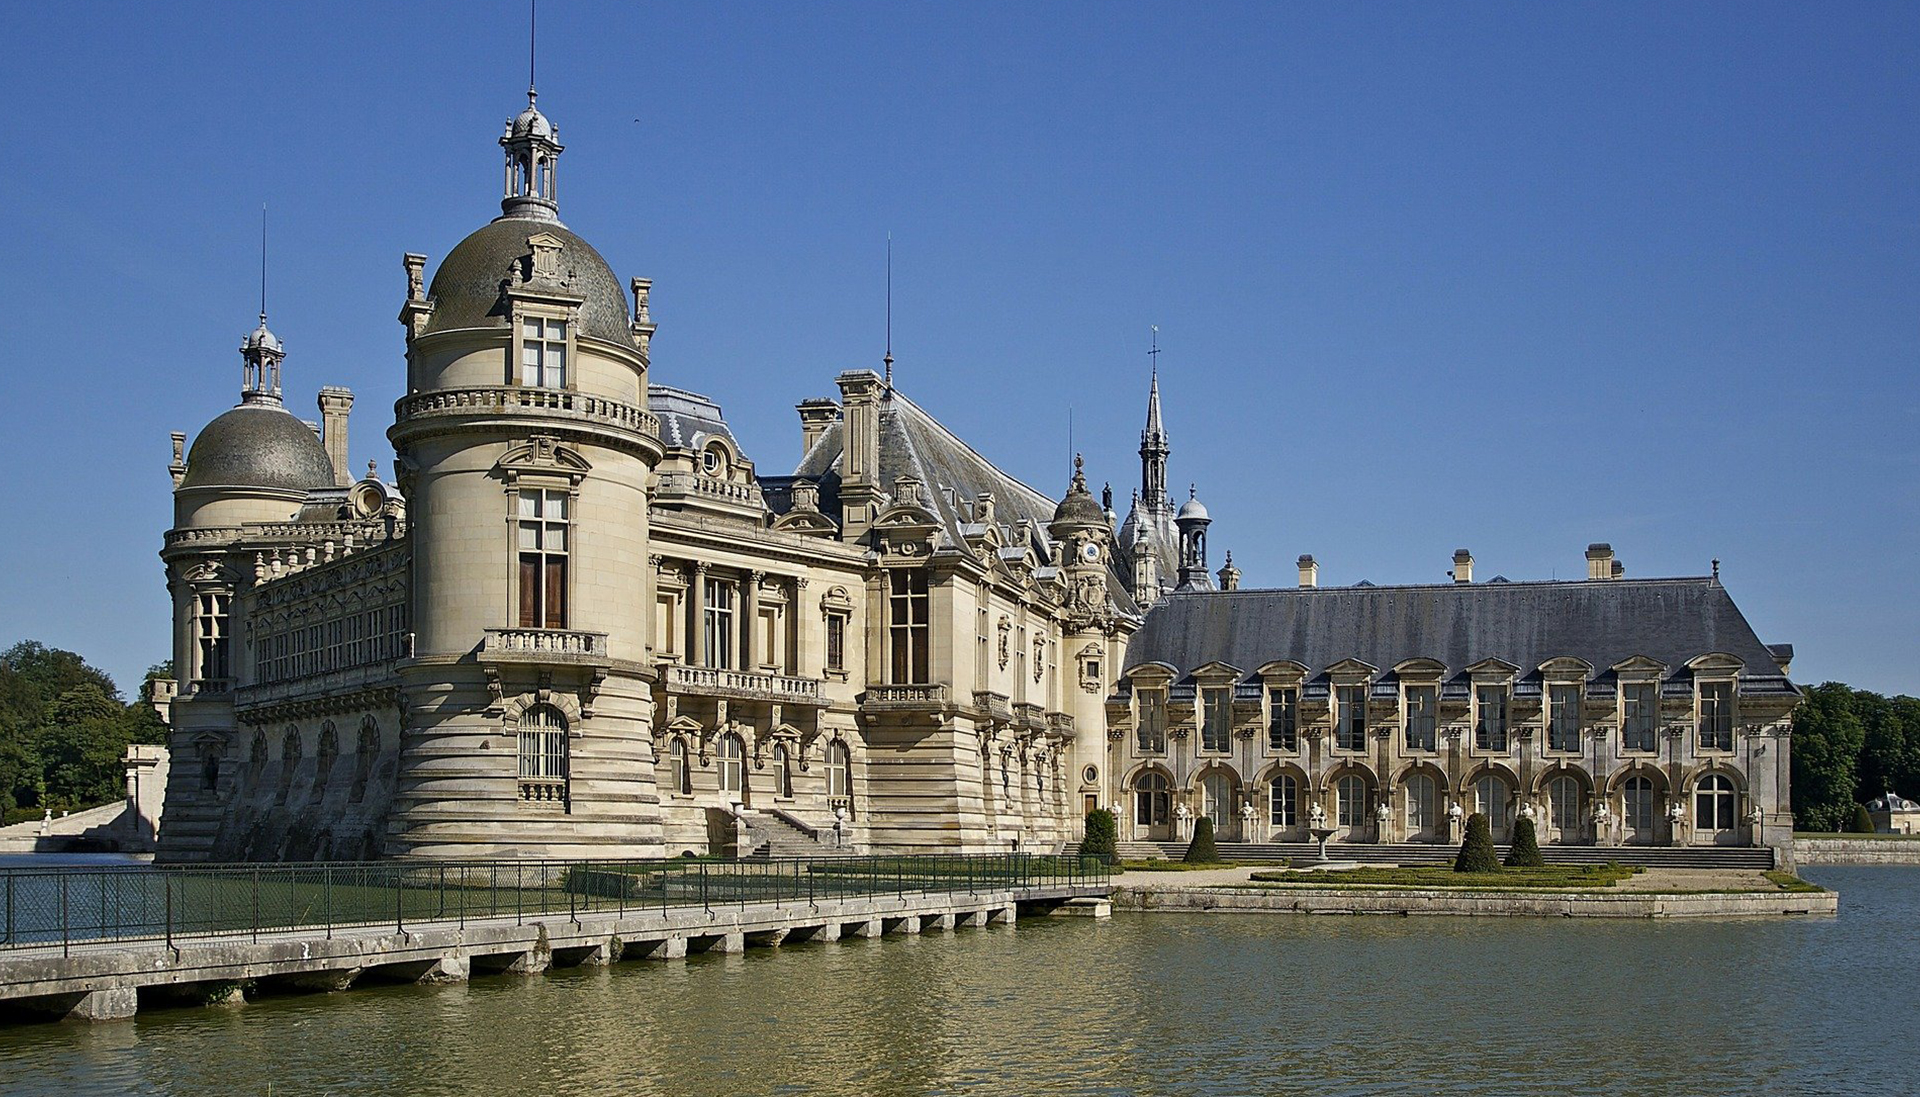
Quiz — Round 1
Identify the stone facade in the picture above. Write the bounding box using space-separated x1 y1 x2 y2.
151 84 1798 864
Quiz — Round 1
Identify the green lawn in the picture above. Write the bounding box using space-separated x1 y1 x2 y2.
1241 864 1641 890
1120 859 1291 872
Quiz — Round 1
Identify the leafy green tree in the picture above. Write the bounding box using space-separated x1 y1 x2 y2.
1182 817 1219 864
1792 683 1867 832
1081 807 1118 865
1455 812 1500 873
1504 816 1545 867
1851 802 1878 834
0 642 167 817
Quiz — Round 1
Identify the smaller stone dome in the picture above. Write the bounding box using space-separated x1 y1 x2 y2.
1050 455 1105 531
510 102 554 140
179 403 336 493
1177 491 1209 522
241 317 282 356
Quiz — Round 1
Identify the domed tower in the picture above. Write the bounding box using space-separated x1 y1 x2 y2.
161 311 339 856
1050 455 1121 831
386 86 666 858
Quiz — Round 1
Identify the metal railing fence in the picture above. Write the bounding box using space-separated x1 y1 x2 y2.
1 853 1107 955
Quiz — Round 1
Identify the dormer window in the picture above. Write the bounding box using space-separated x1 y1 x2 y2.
1548 684 1583 752
1622 682 1659 751
1404 685 1437 751
1267 687 1298 751
1201 687 1232 752
1137 687 1168 753
702 444 725 475
1335 685 1368 750
521 317 567 387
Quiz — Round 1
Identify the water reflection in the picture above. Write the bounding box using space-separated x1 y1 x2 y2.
0 866 1912 1095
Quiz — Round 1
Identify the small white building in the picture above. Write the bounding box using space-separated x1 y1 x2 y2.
1866 791 1920 835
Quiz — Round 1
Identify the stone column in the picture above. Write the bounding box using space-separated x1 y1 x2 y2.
689 562 708 667
741 571 761 670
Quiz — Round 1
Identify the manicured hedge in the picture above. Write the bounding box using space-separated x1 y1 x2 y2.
1082 808 1118 865
1183 817 1219 864
1454 812 1500 873
1504 816 1545 867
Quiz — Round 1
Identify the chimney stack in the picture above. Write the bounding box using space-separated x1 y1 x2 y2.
1218 551 1241 592
317 387 354 487
1586 543 1616 581
796 398 839 458
1452 549 1473 584
1298 554 1318 589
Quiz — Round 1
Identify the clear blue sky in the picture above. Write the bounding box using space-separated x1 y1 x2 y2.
1 2 1914 698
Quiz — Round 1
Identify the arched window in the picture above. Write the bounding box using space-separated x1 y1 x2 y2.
314 723 339 794
826 740 851 799
772 744 793 798
668 738 691 795
1474 775 1511 832
1201 772 1232 827
351 718 381 803
1405 774 1437 831
717 733 745 797
1695 774 1736 831
517 705 568 803
279 727 301 801
1336 775 1368 827
1135 771 1170 827
1270 774 1298 828
1548 776 1583 831
1624 775 1657 832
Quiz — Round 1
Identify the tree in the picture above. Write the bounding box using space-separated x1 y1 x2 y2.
1505 816 1545 867
1792 683 1867 832
1082 807 1118 865
1455 812 1500 873
0 642 167 817
1182 816 1219 864
1851 802 1878 834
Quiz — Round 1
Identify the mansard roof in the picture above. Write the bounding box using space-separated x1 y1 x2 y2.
793 386 1061 554
651 385 747 456
1123 576 1793 694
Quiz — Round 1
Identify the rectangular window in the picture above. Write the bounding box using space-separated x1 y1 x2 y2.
193 591 230 685
1267 688 1298 751
654 594 678 656
1201 688 1232 752
704 579 734 670
1474 686 1508 751
1404 685 1437 751
1699 681 1734 751
1137 689 1167 753
517 489 569 629
1548 684 1583 752
826 613 847 673
1336 685 1368 750
521 317 567 387
1269 776 1297 828
887 570 929 684
1622 683 1658 751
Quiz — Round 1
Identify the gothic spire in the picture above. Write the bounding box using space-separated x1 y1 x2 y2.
1139 330 1170 510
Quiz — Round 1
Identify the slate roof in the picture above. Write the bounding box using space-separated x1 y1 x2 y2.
650 385 747 456
1123 577 1794 696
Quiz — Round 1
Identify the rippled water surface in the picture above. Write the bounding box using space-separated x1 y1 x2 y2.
1 865 1912 1096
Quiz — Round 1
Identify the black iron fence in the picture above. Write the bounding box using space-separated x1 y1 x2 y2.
0 854 1108 955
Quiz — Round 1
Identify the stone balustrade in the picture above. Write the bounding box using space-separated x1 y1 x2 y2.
397 386 660 439
480 628 612 664
662 663 824 704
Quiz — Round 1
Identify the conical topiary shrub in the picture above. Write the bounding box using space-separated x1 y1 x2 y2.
1504 816 1545 867
1082 807 1118 865
1183 816 1219 864
1454 812 1500 873
1851 802 1878 834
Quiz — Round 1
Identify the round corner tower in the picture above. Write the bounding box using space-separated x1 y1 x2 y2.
386 88 666 858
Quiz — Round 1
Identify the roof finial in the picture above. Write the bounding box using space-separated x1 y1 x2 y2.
883 232 894 392
1711 558 1720 583
1149 325 1160 377
259 202 268 325
1189 483 1196 500
528 0 538 106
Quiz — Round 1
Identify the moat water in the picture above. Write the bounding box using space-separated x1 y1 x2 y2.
1 864 1912 1096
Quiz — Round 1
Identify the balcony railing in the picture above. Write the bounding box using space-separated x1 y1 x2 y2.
863 684 951 708
397 386 660 439
517 778 568 804
662 663 824 704
480 628 612 664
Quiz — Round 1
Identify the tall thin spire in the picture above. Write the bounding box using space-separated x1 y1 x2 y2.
259 203 268 322
529 0 538 101
883 233 894 391
241 205 285 406
1140 326 1169 508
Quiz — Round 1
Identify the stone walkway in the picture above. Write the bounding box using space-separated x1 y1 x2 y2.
1112 864 1784 893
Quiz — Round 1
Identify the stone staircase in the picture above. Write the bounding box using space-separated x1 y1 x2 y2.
1077 840 1775 871
739 807 860 858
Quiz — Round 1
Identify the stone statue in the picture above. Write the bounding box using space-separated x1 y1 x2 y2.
1309 801 1327 828
1447 801 1464 821
1519 800 1537 821
1375 800 1391 823
1175 801 1194 839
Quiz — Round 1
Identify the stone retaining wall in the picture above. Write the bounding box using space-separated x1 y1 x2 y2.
1794 837 1920 865
1114 884 1836 919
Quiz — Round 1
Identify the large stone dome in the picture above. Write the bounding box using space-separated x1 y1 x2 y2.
179 403 336 493
421 216 631 344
